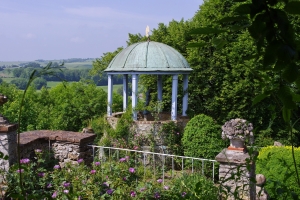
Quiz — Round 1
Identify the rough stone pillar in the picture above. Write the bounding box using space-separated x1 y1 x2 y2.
215 149 256 200
0 116 18 172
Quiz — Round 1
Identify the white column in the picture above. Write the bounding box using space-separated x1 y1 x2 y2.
171 74 178 120
182 74 189 116
157 75 163 102
107 74 113 116
132 74 138 120
123 74 128 111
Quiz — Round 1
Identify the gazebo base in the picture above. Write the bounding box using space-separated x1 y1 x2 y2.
106 111 190 133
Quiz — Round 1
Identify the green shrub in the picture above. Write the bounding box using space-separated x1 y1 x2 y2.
171 173 218 200
256 146 300 199
113 109 133 139
182 114 227 159
159 121 183 156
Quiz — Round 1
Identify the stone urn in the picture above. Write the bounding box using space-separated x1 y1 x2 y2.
229 138 246 150
222 118 254 151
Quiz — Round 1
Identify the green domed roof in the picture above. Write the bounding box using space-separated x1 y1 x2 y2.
104 41 192 74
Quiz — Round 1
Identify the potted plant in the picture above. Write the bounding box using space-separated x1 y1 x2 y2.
221 118 254 151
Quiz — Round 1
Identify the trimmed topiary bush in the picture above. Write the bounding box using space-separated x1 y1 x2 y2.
256 146 300 199
182 114 227 159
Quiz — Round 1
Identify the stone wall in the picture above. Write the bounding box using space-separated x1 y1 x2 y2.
19 130 96 167
107 111 189 144
0 124 17 171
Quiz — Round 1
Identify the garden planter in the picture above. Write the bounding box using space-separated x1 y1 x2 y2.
228 138 245 151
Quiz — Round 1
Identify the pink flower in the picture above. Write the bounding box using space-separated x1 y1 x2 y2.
54 165 60 169
90 169 96 174
133 146 139 150
52 191 57 198
181 192 187 197
16 169 24 173
94 161 100 166
154 192 161 199
38 172 45 177
107 189 113 195
35 149 42 153
20 158 30 164
130 191 136 197
119 158 126 162
64 190 69 194
129 167 135 173
163 185 169 190
63 182 70 187
77 159 83 164
157 179 162 183
103 182 109 187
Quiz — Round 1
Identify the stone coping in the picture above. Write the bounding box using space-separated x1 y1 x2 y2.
107 112 190 123
0 124 18 133
215 148 250 164
20 130 96 146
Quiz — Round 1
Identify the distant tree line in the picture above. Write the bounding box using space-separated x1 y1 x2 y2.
9 66 123 90
35 58 94 63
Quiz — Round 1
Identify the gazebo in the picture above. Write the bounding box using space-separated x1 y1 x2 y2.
104 41 192 121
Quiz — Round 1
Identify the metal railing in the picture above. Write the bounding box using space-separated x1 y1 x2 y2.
89 145 217 184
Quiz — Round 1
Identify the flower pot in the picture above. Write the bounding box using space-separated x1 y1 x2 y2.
228 138 245 151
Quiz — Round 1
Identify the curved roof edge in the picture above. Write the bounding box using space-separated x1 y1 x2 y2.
104 41 192 73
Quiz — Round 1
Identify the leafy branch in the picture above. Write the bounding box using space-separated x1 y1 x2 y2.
16 62 64 196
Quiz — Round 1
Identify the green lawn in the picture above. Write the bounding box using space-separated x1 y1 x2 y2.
99 84 122 93
47 81 61 88
2 77 15 83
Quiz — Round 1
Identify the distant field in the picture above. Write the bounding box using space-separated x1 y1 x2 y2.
2 78 15 83
99 84 122 93
47 81 62 88
63 62 93 69
47 81 122 93
0 59 94 69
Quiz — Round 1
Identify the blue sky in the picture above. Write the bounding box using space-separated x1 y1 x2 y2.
0 0 203 61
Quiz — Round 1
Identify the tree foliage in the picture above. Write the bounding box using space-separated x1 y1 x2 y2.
88 0 300 147
0 81 120 132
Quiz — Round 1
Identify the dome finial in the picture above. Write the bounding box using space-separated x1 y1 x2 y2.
145 25 150 41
